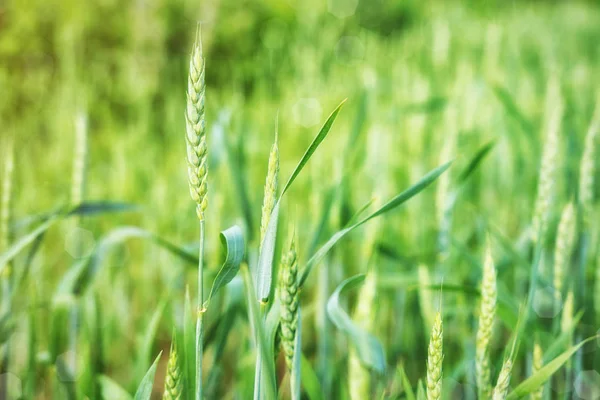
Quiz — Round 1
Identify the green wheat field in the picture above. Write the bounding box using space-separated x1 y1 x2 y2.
1 0 600 399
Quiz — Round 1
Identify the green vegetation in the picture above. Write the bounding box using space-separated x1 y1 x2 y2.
1 0 600 399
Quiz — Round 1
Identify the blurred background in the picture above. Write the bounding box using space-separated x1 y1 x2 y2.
1 0 600 398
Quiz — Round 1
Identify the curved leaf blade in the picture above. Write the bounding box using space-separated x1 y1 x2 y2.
205 225 246 308
327 274 385 373
0 216 58 275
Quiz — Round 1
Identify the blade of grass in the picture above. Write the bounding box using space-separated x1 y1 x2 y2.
133 351 163 400
506 336 599 399
256 99 346 302
204 225 245 308
241 264 277 400
327 274 385 373
299 161 452 288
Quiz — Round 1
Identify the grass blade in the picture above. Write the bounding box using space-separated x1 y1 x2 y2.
241 265 277 400
98 376 132 400
327 274 385 373
299 161 452 287
506 336 598 399
256 100 346 302
456 140 496 185
133 351 163 400
205 225 245 308
0 215 58 275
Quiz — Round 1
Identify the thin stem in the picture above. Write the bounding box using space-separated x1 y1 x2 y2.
253 304 267 400
195 219 205 400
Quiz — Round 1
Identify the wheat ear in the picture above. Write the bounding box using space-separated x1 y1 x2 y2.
259 129 279 246
531 341 544 400
579 97 599 226
163 338 183 400
532 78 562 244
476 244 497 399
553 203 576 303
279 235 299 371
492 358 513 400
426 312 443 400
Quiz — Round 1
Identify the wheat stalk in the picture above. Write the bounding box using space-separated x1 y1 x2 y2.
163 339 183 400
0 136 14 260
553 202 576 303
492 358 513 400
579 97 599 226
532 78 562 244
185 25 208 400
476 243 496 400
349 270 377 400
426 312 443 400
418 264 435 331
0 136 14 382
531 341 544 400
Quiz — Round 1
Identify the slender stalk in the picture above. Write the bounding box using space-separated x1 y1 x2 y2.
195 219 205 400
253 306 265 400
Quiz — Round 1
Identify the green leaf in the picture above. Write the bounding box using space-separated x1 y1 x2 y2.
67 201 139 217
241 265 278 400
98 375 133 400
256 100 346 302
206 304 240 396
136 300 167 384
456 140 496 185
256 202 280 302
133 351 163 400
204 225 245 309
506 336 599 399
327 274 385 373
398 364 415 400
0 215 59 275
281 100 346 196
299 161 452 288
300 354 324 400
0 314 16 344
492 85 533 134
416 380 426 400
543 311 584 362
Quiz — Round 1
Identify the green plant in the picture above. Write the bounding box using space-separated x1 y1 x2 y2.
185 26 208 400
476 243 497 399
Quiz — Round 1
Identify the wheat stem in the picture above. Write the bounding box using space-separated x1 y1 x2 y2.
195 220 205 400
